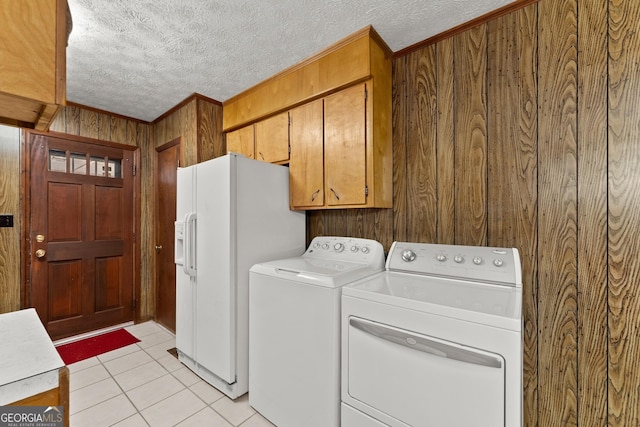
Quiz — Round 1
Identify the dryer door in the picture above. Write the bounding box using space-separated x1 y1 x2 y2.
345 317 506 427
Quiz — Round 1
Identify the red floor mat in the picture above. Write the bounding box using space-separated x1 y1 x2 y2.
56 329 140 365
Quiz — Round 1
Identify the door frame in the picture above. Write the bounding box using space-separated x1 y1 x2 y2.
20 130 142 322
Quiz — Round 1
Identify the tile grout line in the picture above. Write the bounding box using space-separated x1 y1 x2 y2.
68 322 267 426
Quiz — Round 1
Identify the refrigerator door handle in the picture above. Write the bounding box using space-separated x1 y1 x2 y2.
183 212 197 276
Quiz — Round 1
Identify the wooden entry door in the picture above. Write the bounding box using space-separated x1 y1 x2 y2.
29 133 136 340
155 140 180 332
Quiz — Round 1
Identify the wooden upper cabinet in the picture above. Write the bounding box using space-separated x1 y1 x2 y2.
324 84 367 207
223 26 392 210
290 99 324 208
255 111 289 164
0 0 67 131
226 125 255 159
290 81 388 210
226 111 290 164
222 26 391 132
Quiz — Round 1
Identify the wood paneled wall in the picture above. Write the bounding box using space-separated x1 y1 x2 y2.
308 0 640 425
153 96 224 163
0 125 22 313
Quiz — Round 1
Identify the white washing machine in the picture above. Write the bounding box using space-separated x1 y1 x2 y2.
341 241 523 427
249 236 386 427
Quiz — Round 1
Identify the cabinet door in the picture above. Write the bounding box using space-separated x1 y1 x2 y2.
324 83 367 206
255 111 289 163
226 125 254 158
289 99 324 209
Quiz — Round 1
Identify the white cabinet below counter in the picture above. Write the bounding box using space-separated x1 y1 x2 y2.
0 308 68 422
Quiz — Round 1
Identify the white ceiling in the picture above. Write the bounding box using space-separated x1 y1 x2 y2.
66 0 515 122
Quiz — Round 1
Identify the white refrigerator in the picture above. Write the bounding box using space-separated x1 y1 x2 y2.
174 153 306 398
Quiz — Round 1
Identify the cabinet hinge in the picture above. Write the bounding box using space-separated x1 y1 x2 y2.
365 185 369 197
364 87 368 102
133 164 137 176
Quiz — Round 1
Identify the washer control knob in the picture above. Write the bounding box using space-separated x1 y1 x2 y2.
436 254 447 262
401 250 417 262
361 246 370 254
313 242 321 248
334 243 344 252
454 255 464 263
351 246 359 252
322 243 329 250
473 256 483 265
493 258 504 267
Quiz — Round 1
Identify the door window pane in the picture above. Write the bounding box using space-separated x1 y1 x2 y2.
71 153 87 175
49 150 67 172
90 156 106 176
108 159 122 178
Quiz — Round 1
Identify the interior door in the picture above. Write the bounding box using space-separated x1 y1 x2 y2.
155 140 180 332
29 133 135 340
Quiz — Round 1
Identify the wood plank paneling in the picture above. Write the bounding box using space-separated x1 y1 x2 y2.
577 0 609 426
537 0 578 425
79 109 99 140
198 99 224 161
608 0 640 425
487 7 539 426
453 25 488 246
435 38 455 245
405 46 437 242
391 57 408 242
0 125 21 313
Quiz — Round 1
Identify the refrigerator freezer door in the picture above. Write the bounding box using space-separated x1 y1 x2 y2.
195 155 235 383
183 212 197 277
176 166 196 361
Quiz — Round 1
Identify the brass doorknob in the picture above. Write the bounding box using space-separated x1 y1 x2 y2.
155 245 163 251
35 249 46 258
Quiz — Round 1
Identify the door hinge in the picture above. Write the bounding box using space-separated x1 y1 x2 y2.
365 185 369 197
133 164 137 176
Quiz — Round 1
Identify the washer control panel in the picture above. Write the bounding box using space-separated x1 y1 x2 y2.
305 236 385 263
388 242 521 287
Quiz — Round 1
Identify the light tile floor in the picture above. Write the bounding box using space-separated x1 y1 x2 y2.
68 321 276 427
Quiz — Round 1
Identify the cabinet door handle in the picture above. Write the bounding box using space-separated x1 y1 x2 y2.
310 189 320 202
330 188 340 201
258 152 264 160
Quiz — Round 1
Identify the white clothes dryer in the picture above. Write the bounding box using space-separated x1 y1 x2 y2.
249 236 386 427
341 241 523 427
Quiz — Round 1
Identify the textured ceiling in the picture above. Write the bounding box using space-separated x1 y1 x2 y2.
66 0 515 122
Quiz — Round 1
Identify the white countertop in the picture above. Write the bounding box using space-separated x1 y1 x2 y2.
0 308 65 404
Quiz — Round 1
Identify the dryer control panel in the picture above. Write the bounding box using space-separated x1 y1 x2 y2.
387 242 522 287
